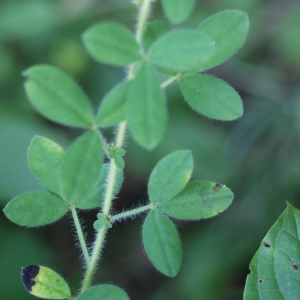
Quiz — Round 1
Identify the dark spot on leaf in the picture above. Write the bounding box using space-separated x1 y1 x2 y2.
292 262 299 270
263 242 271 248
213 183 222 191
21 265 39 291
258 279 263 283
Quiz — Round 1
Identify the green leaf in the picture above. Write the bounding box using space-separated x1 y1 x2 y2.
59 131 103 208
197 10 249 71
148 30 214 73
115 148 126 156
21 265 71 299
96 81 129 127
148 150 193 203
142 21 170 51
3 192 68 227
180 74 243 121
105 221 112 229
127 63 167 150
93 219 105 230
142 210 181 277
28 136 64 197
97 213 106 220
23 65 95 128
108 150 115 159
94 213 113 230
157 181 234 220
82 22 141 67
161 0 197 25
78 284 129 300
114 156 125 170
243 203 300 300
80 163 124 209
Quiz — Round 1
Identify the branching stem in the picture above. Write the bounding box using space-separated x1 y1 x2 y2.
110 203 155 222
81 0 153 291
81 226 106 291
161 73 181 89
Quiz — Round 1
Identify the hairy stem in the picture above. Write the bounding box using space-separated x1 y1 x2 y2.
135 0 152 46
110 203 155 222
81 0 153 291
102 161 118 216
81 226 106 291
81 159 118 291
161 73 181 89
115 121 127 148
96 128 110 152
70 205 90 267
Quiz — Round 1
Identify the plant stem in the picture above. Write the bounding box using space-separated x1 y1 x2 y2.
81 160 118 291
81 0 153 291
135 0 152 46
110 203 155 222
96 128 110 152
70 205 90 267
102 160 118 216
115 121 127 147
81 226 106 291
161 73 181 89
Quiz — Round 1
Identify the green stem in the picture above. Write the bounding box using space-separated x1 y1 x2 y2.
115 121 127 148
110 203 155 222
161 73 181 89
102 160 118 216
81 159 118 291
70 205 90 267
96 128 110 152
135 0 152 46
81 0 153 291
81 226 106 291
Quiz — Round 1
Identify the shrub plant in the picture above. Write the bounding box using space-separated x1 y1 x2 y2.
3 0 252 299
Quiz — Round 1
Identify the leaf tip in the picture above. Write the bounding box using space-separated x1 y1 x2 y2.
2 205 8 217
21 265 40 292
21 70 29 83
81 30 89 45
142 141 158 151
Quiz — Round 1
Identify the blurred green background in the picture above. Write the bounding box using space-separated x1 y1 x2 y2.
1 0 300 299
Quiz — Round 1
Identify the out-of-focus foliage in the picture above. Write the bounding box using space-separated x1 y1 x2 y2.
1 0 300 299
